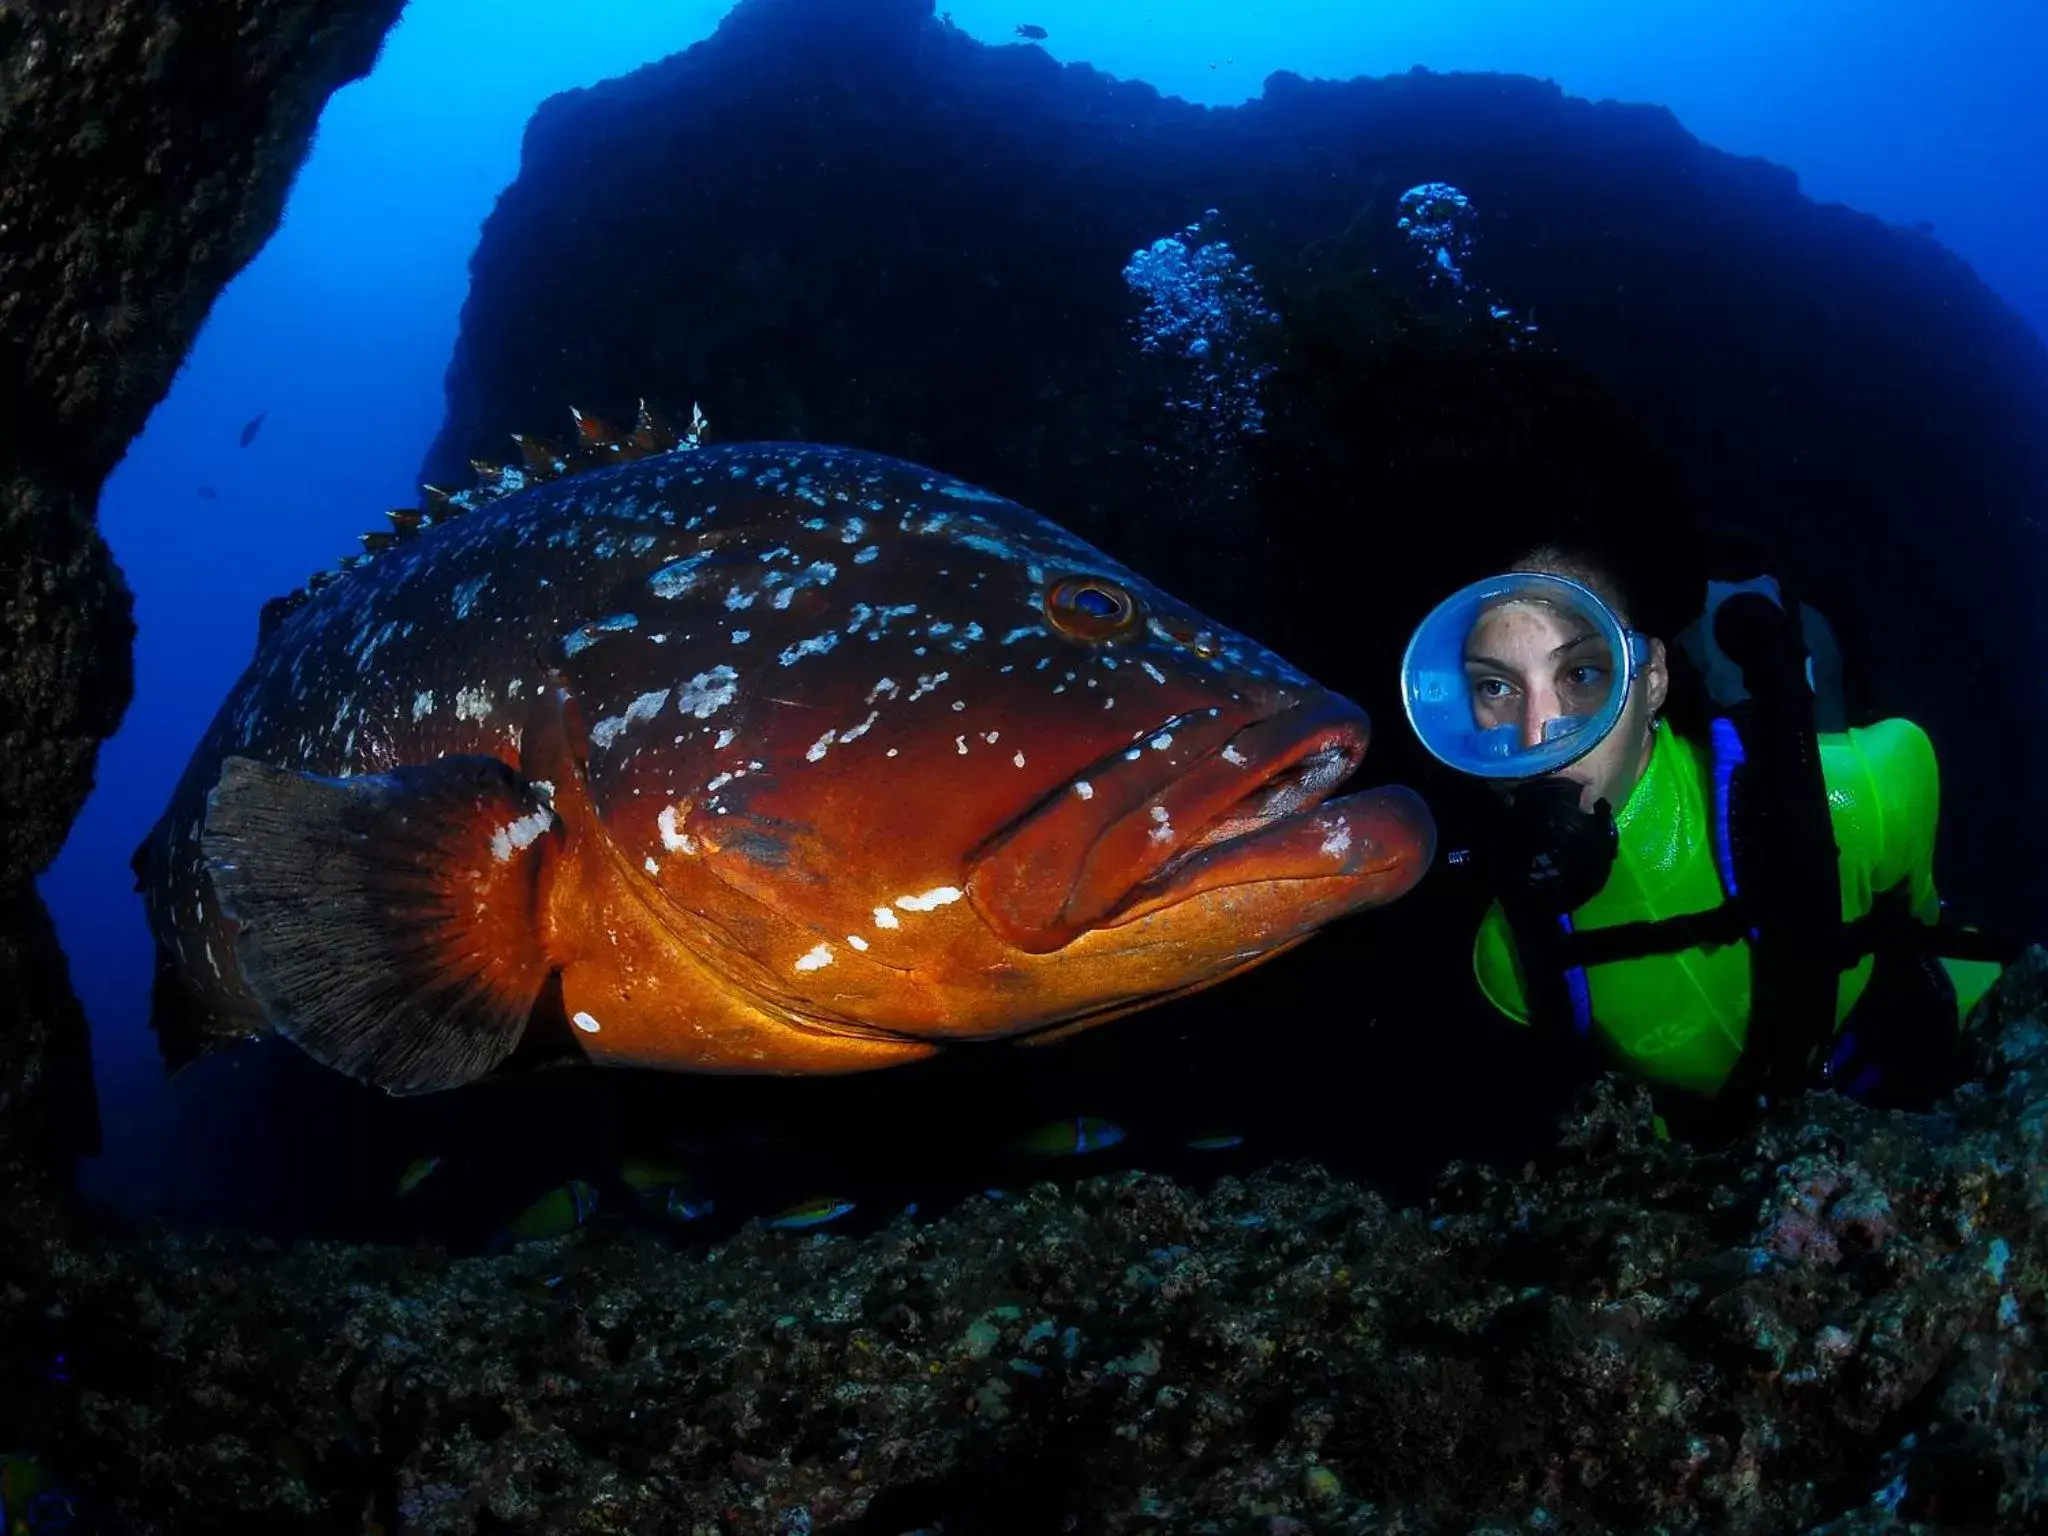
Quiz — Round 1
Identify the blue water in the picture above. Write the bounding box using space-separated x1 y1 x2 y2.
40 0 2046 1215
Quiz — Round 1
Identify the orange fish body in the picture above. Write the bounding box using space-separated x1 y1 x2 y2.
137 436 1433 1093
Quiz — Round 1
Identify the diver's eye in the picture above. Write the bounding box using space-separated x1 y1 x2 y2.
1045 575 1140 640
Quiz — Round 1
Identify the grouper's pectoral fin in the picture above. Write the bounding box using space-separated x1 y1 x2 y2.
201 754 562 1095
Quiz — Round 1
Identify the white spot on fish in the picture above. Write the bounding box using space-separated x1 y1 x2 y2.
1075 780 1094 800
715 728 736 749
867 677 900 703
452 575 490 618
590 688 672 751
955 533 1019 560
411 690 435 721
1150 732 1173 751
650 556 711 598
1320 820 1352 859
731 629 751 644
563 613 639 656
795 943 834 973
573 1010 602 1034
847 933 870 951
956 735 968 755
983 731 1000 744
840 710 880 743
1222 744 1249 766
455 685 492 722
896 887 963 912
678 666 739 718
873 906 901 930
489 807 554 863
907 671 950 702
1149 805 1174 844
1013 750 1027 768
807 729 837 762
1141 662 1168 684
854 545 880 564
659 804 698 854
644 856 661 876
940 482 1007 505
779 631 840 666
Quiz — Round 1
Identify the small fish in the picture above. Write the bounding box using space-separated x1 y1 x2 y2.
662 1189 716 1222
136 426 1433 1096
238 409 268 447
497 1179 600 1244
1013 1114 1125 1156
1015 23 1047 39
195 485 219 501
1184 1131 1246 1152
395 1155 441 1197
619 1154 693 1193
761 1196 855 1230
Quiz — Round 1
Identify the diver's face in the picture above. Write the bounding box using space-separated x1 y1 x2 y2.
1463 598 1668 812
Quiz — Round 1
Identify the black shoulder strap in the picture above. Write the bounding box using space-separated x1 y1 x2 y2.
1497 892 1592 1042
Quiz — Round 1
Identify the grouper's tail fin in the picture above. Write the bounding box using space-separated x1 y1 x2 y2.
201 755 562 1095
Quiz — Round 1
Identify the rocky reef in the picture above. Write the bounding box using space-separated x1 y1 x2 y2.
6 957 2048 1532
0 0 410 1190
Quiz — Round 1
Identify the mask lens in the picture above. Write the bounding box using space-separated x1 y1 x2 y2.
1401 573 1637 779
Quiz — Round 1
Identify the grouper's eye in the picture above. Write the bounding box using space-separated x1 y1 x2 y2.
1045 575 1140 640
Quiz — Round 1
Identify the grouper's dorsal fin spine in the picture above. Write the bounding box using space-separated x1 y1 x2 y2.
272 399 712 609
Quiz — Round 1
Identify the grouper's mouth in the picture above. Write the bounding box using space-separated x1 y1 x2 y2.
967 695 1435 952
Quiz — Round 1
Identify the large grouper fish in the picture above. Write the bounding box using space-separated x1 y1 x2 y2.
134 406 1435 1095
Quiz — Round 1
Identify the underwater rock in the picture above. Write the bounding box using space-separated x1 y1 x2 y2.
5 956 2048 1531
425 0 2048 935
0 0 407 882
0 0 409 1185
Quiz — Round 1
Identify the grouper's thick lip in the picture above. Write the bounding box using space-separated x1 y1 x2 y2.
966 692 1388 952
1092 700 1383 924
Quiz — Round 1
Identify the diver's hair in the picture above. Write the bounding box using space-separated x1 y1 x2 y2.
1506 525 1700 644
1512 543 1631 621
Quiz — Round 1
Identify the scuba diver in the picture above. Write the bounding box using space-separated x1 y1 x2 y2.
1401 532 2013 1123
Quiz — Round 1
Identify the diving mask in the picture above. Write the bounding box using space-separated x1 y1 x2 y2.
1400 570 1650 779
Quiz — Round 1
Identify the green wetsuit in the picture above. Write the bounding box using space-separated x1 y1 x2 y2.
1473 718 2002 1096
